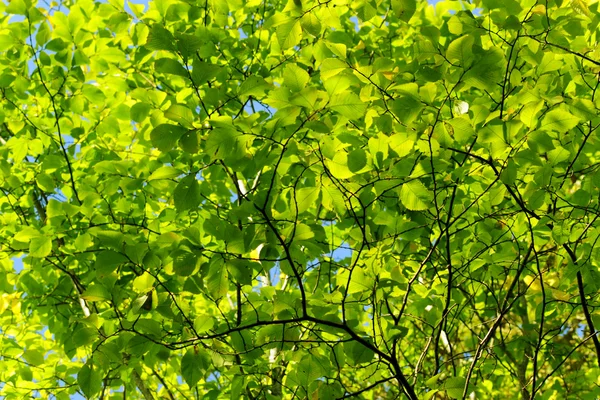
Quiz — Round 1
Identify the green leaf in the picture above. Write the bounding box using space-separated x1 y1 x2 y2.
390 96 423 125
368 134 389 169
292 223 314 241
0 35 15 51
392 0 416 22
320 58 348 80
207 261 229 298
301 13 322 36
6 0 27 15
500 159 517 185
347 267 372 294
205 127 248 161
444 377 467 399
150 124 188 152
81 285 111 302
91 230 124 250
228 259 254 285
23 349 45 366
176 33 204 59
132 272 155 293
77 363 102 398
181 349 209 388
389 134 415 157
540 108 580 132
527 190 546 210
148 166 182 181
82 85 106 104
292 355 326 387
194 316 215 333
29 236 52 258
520 100 544 128
74 233 93 251
191 60 222 84
569 98 597 121
36 173 55 192
145 24 176 51
283 64 310 92
179 130 201 153
489 185 507 206
277 19 302 50
344 341 374 365
164 104 194 128
130 102 152 122
329 92 367 119
295 186 320 214
446 35 474 67
173 175 201 212
0 73 15 88
399 180 433 211
238 76 270 98
172 249 200 276
94 250 128 276
155 58 188 77
326 152 354 180
547 146 571 165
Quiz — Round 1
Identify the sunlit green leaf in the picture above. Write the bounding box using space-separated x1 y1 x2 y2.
145 24 177 51
29 237 52 258
81 285 111 302
329 92 367 119
392 0 416 22
399 180 432 211
540 108 580 132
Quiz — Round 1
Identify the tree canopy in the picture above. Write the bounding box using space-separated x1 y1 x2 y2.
1 0 600 398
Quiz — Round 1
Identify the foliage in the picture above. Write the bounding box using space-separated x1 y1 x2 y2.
1 0 600 398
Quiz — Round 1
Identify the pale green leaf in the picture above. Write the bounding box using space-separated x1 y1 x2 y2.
392 0 416 22
540 108 580 132
283 64 310 92
444 377 467 399
164 104 194 128
132 272 155 294
399 180 432 211
207 263 229 298
81 285 111 302
446 35 474 67
148 166 181 181
29 236 52 258
277 19 302 50
520 100 544 128
329 92 367 119
295 186 320 214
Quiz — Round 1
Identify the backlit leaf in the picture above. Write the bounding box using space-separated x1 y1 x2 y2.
540 108 580 132
151 124 188 152
399 180 432 211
